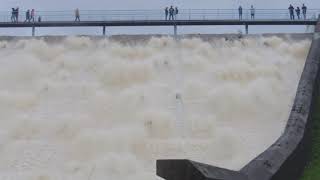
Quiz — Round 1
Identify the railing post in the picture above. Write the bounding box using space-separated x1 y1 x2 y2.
32 26 35 36
103 26 106 36
245 24 249 35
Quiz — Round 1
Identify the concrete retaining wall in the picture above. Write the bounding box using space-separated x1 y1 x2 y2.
157 18 320 180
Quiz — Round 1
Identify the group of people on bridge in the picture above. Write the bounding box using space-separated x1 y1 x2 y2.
11 7 41 23
164 6 179 20
288 4 307 20
24 9 36 22
238 5 256 20
7 5 313 23
238 4 308 21
10 8 19 22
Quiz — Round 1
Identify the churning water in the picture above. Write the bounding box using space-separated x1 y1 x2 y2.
0 36 310 180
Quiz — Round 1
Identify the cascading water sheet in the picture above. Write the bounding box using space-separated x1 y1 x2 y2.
0 36 310 180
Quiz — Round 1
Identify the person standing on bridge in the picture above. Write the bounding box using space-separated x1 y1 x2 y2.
238 6 243 20
31 9 35 22
11 8 16 22
169 6 174 20
165 7 169 20
175 7 179 20
289 5 295 20
302 4 307 19
25 10 30 22
16 7 19 22
296 7 301 20
250 5 255 20
15 7 19 22
75 8 80 22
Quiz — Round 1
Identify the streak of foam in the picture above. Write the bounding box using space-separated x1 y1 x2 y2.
0 36 310 180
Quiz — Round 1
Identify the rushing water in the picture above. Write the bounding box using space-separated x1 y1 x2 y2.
0 36 310 180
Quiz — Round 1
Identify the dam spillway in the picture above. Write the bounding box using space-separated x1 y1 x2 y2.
0 35 311 180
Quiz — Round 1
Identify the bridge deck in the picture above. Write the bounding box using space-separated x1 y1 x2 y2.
0 20 317 28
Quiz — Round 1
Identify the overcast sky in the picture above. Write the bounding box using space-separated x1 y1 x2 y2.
1 0 320 10
0 0 319 36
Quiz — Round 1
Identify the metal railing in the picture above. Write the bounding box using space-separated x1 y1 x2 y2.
0 9 319 22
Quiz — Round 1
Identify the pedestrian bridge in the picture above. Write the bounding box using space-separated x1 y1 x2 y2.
0 9 319 36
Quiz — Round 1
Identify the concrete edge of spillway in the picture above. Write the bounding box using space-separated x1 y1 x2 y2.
156 17 320 180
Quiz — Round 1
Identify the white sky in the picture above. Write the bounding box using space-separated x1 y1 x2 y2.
0 0 319 36
1 0 320 10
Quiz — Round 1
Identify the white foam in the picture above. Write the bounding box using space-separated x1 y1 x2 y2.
0 36 310 180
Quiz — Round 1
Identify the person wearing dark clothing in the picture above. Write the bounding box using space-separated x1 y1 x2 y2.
289 5 295 20
238 6 243 20
75 8 80 21
38 16 42 22
15 7 19 22
175 7 179 20
25 10 30 22
11 8 16 22
250 5 255 20
165 7 168 20
302 4 307 19
169 6 174 20
296 7 301 19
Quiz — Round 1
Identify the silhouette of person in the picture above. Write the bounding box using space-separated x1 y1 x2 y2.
15 7 19 22
31 9 35 22
25 9 30 22
11 8 16 22
75 8 80 22
289 5 295 20
169 6 174 20
302 4 307 19
175 7 179 20
165 7 169 20
250 5 255 20
296 7 301 19
238 6 243 20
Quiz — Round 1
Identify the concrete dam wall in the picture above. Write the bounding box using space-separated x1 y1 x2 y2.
157 19 320 180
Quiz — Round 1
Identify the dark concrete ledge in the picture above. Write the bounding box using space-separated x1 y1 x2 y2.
157 160 248 180
157 17 320 180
